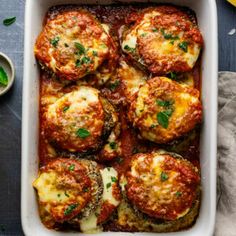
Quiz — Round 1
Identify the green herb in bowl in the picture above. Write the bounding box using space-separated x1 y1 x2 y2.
0 66 8 87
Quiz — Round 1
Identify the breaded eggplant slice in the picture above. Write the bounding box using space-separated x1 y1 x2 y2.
44 86 117 153
71 167 121 233
118 59 148 103
35 10 115 81
33 158 103 229
117 150 200 232
128 77 202 144
121 6 203 75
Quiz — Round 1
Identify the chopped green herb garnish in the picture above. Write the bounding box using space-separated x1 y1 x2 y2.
175 191 182 197
124 45 135 53
51 37 60 47
152 28 158 32
170 40 175 45
160 171 168 181
68 164 75 171
76 128 90 139
63 106 70 112
168 72 178 80
0 66 8 86
106 182 112 189
57 193 61 197
64 43 69 47
109 142 117 150
161 29 179 40
178 41 188 52
3 17 16 26
81 56 90 64
157 112 169 129
111 176 117 183
92 51 98 56
109 80 120 91
64 191 70 197
74 42 85 54
156 99 174 107
64 204 78 216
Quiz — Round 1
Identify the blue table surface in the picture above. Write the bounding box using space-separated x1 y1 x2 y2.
0 0 235 235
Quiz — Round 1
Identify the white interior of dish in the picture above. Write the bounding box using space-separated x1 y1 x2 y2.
22 0 218 235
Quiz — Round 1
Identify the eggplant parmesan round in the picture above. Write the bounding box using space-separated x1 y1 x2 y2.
33 158 103 228
35 10 117 82
128 76 202 143
121 6 203 75
120 151 200 222
43 86 118 153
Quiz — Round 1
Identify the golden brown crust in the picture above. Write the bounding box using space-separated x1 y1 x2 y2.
35 10 115 81
43 87 105 153
128 77 202 143
124 152 200 221
122 6 203 74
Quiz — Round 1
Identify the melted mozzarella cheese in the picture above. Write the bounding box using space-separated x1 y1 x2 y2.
100 167 120 206
33 171 73 203
79 167 120 233
79 209 102 234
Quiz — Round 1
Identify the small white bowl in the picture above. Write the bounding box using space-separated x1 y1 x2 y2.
0 52 15 96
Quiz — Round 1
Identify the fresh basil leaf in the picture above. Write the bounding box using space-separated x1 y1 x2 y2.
50 37 60 47
74 42 85 55
63 106 70 112
157 111 169 129
64 204 78 216
0 66 8 86
106 182 111 189
68 164 75 171
168 72 178 80
124 45 135 53
111 176 117 182
160 171 168 181
178 41 188 52
161 29 179 40
3 17 16 26
81 56 90 64
76 128 90 138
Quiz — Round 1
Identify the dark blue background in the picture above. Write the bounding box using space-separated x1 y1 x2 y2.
0 0 234 235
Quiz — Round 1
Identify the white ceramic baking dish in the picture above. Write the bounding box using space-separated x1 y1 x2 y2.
21 0 218 235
